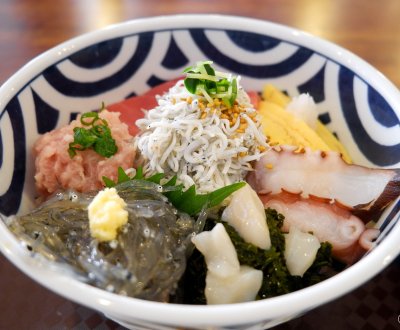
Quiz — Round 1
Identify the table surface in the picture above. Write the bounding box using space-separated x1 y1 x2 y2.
0 0 399 329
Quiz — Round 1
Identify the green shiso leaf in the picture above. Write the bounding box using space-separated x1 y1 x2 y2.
102 167 244 216
168 181 246 216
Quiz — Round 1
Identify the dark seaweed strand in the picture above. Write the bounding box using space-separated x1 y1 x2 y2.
223 209 292 298
179 218 215 304
180 208 336 303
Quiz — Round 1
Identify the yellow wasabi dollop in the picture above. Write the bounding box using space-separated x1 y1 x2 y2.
88 187 128 242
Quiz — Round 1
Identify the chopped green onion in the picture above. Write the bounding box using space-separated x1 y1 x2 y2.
183 61 239 107
68 109 118 158
185 73 219 82
214 70 231 79
197 86 213 104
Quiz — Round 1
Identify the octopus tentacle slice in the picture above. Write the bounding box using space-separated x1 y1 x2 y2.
260 192 378 264
247 145 400 222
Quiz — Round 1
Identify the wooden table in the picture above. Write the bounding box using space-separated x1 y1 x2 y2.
0 0 399 329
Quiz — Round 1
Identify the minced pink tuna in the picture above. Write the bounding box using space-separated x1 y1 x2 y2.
34 110 136 196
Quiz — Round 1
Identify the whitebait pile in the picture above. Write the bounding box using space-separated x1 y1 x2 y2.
135 77 269 193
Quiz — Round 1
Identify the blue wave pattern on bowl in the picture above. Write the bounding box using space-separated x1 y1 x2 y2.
0 28 399 221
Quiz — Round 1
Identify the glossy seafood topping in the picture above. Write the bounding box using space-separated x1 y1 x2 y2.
8 181 196 302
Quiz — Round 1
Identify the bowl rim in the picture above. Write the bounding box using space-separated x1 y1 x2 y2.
1 213 399 327
1 14 399 110
0 14 399 328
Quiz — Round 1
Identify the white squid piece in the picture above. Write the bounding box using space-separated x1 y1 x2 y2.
191 223 239 278
221 183 271 249
191 223 263 304
284 226 321 277
205 265 263 305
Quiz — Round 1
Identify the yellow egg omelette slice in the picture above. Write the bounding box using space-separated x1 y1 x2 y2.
259 84 352 163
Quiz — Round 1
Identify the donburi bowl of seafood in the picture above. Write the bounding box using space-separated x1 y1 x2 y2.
0 14 399 330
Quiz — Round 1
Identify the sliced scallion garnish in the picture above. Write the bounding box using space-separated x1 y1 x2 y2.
183 61 239 107
68 108 118 158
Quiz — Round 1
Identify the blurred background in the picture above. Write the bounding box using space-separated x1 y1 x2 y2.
1 0 399 87
0 0 399 329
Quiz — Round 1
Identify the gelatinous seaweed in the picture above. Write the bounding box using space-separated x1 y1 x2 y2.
8 181 196 302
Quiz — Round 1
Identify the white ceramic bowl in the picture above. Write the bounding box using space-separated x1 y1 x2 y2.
0 15 399 330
